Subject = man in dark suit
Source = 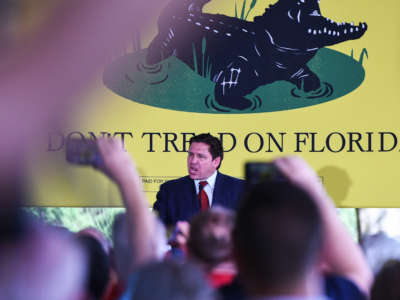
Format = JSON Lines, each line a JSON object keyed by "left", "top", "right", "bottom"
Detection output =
{"left": 153, "top": 133, "right": 244, "bottom": 226}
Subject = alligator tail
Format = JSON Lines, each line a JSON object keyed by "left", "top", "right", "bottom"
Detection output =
{"left": 158, "top": 0, "right": 210, "bottom": 22}
{"left": 146, "top": 0, "right": 211, "bottom": 65}
{"left": 186, "top": 0, "right": 211, "bottom": 14}
{"left": 147, "top": 0, "right": 210, "bottom": 65}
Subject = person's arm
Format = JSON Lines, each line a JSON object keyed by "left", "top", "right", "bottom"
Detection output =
{"left": 274, "top": 156, "right": 373, "bottom": 295}
{"left": 97, "top": 138, "right": 155, "bottom": 268}
{"left": 0, "top": 0, "right": 163, "bottom": 180}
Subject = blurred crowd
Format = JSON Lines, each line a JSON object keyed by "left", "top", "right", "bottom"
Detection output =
{"left": 3, "top": 138, "right": 400, "bottom": 300}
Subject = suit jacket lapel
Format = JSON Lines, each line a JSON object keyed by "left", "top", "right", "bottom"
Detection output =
{"left": 184, "top": 176, "right": 199, "bottom": 211}
{"left": 212, "top": 172, "right": 226, "bottom": 207}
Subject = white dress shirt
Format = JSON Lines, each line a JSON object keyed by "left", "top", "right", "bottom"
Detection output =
{"left": 194, "top": 170, "right": 218, "bottom": 207}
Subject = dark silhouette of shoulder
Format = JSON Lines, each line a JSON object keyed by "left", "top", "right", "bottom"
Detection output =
{"left": 159, "top": 175, "right": 193, "bottom": 189}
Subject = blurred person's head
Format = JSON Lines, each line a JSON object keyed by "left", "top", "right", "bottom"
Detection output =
{"left": 50, "top": 225, "right": 72, "bottom": 235}
{"left": 112, "top": 213, "right": 131, "bottom": 285}
{"left": 371, "top": 259, "right": 400, "bottom": 300}
{"left": 361, "top": 232, "right": 400, "bottom": 275}
{"left": 187, "top": 206, "right": 235, "bottom": 271}
{"left": 78, "top": 227, "right": 111, "bottom": 255}
{"left": 128, "top": 260, "right": 216, "bottom": 300}
{"left": 233, "top": 180, "right": 323, "bottom": 296}
{"left": 112, "top": 213, "right": 167, "bottom": 286}
{"left": 0, "top": 1, "right": 15, "bottom": 35}
{"left": 0, "top": 212, "right": 86, "bottom": 300}
{"left": 76, "top": 235, "right": 110, "bottom": 300}
{"left": 0, "top": 0, "right": 59, "bottom": 44}
{"left": 188, "top": 133, "right": 223, "bottom": 179}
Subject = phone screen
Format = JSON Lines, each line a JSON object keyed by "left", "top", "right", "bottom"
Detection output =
{"left": 245, "top": 162, "right": 286, "bottom": 186}
{"left": 66, "top": 139, "right": 102, "bottom": 166}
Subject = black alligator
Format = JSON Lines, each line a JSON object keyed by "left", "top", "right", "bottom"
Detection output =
{"left": 147, "top": 0, "right": 368, "bottom": 110}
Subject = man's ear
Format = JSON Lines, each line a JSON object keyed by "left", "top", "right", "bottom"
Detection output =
{"left": 213, "top": 156, "right": 221, "bottom": 169}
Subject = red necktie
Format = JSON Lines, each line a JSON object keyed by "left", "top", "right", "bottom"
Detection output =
{"left": 199, "top": 181, "right": 209, "bottom": 211}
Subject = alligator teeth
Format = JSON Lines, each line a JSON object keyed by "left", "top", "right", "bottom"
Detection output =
{"left": 361, "top": 23, "right": 365, "bottom": 29}
{"left": 355, "top": 27, "right": 359, "bottom": 31}
{"left": 205, "top": 26, "right": 210, "bottom": 30}
{"left": 323, "top": 27, "right": 327, "bottom": 33}
{"left": 308, "top": 28, "right": 312, "bottom": 34}
{"left": 351, "top": 22, "right": 354, "bottom": 25}
{"left": 337, "top": 32, "right": 340, "bottom": 37}
{"left": 344, "top": 29, "right": 347, "bottom": 34}
{"left": 310, "top": 10, "right": 320, "bottom": 16}
{"left": 313, "top": 29, "right": 317, "bottom": 35}
{"left": 331, "top": 19, "right": 334, "bottom": 23}
{"left": 333, "top": 31, "right": 336, "bottom": 36}
{"left": 350, "top": 27, "right": 353, "bottom": 33}
{"left": 318, "top": 30, "right": 321, "bottom": 34}
{"left": 328, "top": 30, "right": 331, "bottom": 35}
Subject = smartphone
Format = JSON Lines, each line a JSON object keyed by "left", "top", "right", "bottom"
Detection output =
{"left": 65, "top": 138, "right": 102, "bottom": 167}
{"left": 245, "top": 162, "right": 286, "bottom": 186}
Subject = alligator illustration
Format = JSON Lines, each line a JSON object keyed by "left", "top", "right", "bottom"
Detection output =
{"left": 147, "top": 0, "right": 368, "bottom": 110}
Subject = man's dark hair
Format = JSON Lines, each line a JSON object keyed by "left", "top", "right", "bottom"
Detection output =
{"left": 189, "top": 133, "right": 223, "bottom": 169}
{"left": 371, "top": 259, "right": 400, "bottom": 300}
{"left": 187, "top": 206, "right": 235, "bottom": 269}
{"left": 77, "top": 235, "right": 110, "bottom": 299}
{"left": 233, "top": 180, "right": 323, "bottom": 292}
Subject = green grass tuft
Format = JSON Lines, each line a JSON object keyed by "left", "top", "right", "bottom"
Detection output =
{"left": 240, "top": 0, "right": 247, "bottom": 19}
{"left": 245, "top": 0, "right": 257, "bottom": 20}
{"left": 192, "top": 39, "right": 213, "bottom": 80}
{"left": 235, "top": 2, "right": 238, "bottom": 18}
{"left": 358, "top": 48, "right": 368, "bottom": 65}
{"left": 235, "top": 0, "right": 258, "bottom": 20}
{"left": 192, "top": 43, "right": 199, "bottom": 75}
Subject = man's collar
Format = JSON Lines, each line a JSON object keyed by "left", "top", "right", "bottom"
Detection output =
{"left": 194, "top": 170, "right": 218, "bottom": 189}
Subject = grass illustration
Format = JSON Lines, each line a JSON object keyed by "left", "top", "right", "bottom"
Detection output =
{"left": 235, "top": 0, "right": 258, "bottom": 20}
{"left": 192, "top": 37, "right": 213, "bottom": 79}
{"left": 358, "top": 48, "right": 368, "bottom": 65}
{"left": 351, "top": 48, "right": 368, "bottom": 66}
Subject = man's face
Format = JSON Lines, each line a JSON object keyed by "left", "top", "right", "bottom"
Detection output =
{"left": 187, "top": 142, "right": 220, "bottom": 180}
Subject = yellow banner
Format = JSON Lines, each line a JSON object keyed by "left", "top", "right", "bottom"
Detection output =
{"left": 29, "top": 0, "right": 400, "bottom": 207}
